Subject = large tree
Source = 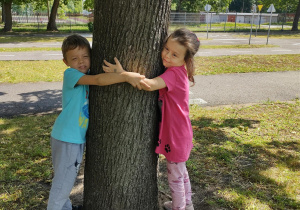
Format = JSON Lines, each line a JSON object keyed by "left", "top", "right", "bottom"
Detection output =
{"left": 84, "top": 0, "right": 171, "bottom": 209}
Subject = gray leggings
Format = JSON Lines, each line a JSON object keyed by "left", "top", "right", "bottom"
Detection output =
{"left": 47, "top": 137, "right": 84, "bottom": 210}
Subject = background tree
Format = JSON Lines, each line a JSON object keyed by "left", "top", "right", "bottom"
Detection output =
{"left": 84, "top": 0, "right": 171, "bottom": 209}
{"left": 1, "top": 0, "right": 30, "bottom": 32}
{"left": 172, "top": 0, "right": 233, "bottom": 12}
{"left": 229, "top": 0, "right": 255, "bottom": 12}
{"left": 46, "top": 0, "right": 59, "bottom": 31}
{"left": 292, "top": 0, "right": 300, "bottom": 30}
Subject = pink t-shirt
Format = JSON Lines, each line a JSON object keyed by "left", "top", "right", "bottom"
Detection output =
{"left": 155, "top": 65, "right": 193, "bottom": 162}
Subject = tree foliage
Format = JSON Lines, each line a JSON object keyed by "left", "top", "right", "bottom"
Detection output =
{"left": 172, "top": 0, "right": 233, "bottom": 12}
{"left": 229, "top": 0, "right": 255, "bottom": 12}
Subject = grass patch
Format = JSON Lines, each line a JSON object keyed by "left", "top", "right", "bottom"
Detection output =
{"left": 0, "top": 60, "right": 65, "bottom": 83}
{"left": 186, "top": 100, "right": 300, "bottom": 209}
{"left": 1, "top": 101, "right": 299, "bottom": 209}
{"left": 0, "top": 114, "right": 57, "bottom": 209}
{"left": 0, "top": 35, "right": 92, "bottom": 43}
{"left": 201, "top": 44, "right": 278, "bottom": 49}
{"left": 0, "top": 47, "right": 61, "bottom": 52}
{"left": 1, "top": 54, "right": 299, "bottom": 83}
{"left": 195, "top": 54, "right": 300, "bottom": 75}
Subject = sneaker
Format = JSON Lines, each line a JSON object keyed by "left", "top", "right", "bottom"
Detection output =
{"left": 72, "top": 205, "right": 83, "bottom": 210}
{"left": 163, "top": 201, "right": 194, "bottom": 210}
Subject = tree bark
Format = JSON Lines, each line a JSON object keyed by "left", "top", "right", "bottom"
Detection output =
{"left": 84, "top": 0, "right": 171, "bottom": 209}
{"left": 47, "top": 0, "right": 59, "bottom": 31}
{"left": 292, "top": 0, "right": 300, "bottom": 31}
{"left": 2, "top": 1, "right": 12, "bottom": 32}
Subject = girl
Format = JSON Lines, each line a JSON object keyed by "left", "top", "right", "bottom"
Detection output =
{"left": 103, "top": 28, "right": 200, "bottom": 210}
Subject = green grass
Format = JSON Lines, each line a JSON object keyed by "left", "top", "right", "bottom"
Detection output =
{"left": 1, "top": 54, "right": 299, "bottom": 83}
{"left": 187, "top": 100, "right": 300, "bottom": 209}
{"left": 0, "top": 114, "right": 56, "bottom": 209}
{"left": 1, "top": 101, "right": 299, "bottom": 209}
{"left": 0, "top": 47, "right": 61, "bottom": 52}
{"left": 196, "top": 54, "right": 300, "bottom": 75}
{"left": 0, "top": 60, "right": 65, "bottom": 83}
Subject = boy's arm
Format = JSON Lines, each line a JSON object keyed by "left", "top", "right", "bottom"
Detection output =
{"left": 77, "top": 72, "right": 145, "bottom": 89}
{"left": 141, "top": 77, "right": 166, "bottom": 91}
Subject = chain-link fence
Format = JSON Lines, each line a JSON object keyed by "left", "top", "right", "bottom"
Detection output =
{"left": 7, "top": 11, "right": 298, "bottom": 32}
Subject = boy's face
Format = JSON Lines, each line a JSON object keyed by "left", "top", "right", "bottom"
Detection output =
{"left": 161, "top": 38, "right": 186, "bottom": 68}
{"left": 63, "top": 46, "right": 91, "bottom": 74}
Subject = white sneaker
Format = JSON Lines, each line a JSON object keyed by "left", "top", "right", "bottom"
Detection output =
{"left": 163, "top": 201, "right": 194, "bottom": 210}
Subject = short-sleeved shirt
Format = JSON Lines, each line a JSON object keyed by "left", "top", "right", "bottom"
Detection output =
{"left": 155, "top": 65, "right": 193, "bottom": 162}
{"left": 51, "top": 68, "right": 89, "bottom": 144}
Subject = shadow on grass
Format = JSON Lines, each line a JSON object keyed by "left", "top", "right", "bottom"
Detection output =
{"left": 189, "top": 117, "right": 300, "bottom": 209}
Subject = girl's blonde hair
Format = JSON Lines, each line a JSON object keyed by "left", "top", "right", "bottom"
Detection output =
{"left": 167, "top": 28, "right": 200, "bottom": 84}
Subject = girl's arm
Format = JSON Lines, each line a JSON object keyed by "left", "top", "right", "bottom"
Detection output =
{"left": 141, "top": 77, "right": 166, "bottom": 91}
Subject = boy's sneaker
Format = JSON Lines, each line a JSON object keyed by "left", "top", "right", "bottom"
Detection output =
{"left": 163, "top": 201, "right": 194, "bottom": 210}
{"left": 72, "top": 205, "right": 83, "bottom": 210}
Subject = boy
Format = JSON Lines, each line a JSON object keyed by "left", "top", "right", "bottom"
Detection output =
{"left": 47, "top": 34, "right": 146, "bottom": 210}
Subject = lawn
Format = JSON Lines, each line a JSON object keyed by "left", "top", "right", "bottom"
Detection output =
{"left": 0, "top": 54, "right": 300, "bottom": 83}
{"left": 1, "top": 101, "right": 299, "bottom": 209}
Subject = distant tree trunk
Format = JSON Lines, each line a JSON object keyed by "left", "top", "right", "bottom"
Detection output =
{"left": 292, "top": 0, "right": 300, "bottom": 31}
{"left": 2, "top": 1, "right": 12, "bottom": 32}
{"left": 84, "top": 0, "right": 171, "bottom": 209}
{"left": 47, "top": 0, "right": 59, "bottom": 31}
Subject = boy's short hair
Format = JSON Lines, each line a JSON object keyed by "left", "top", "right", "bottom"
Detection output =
{"left": 62, "top": 34, "right": 91, "bottom": 60}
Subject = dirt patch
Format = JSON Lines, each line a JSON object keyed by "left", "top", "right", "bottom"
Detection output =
{"left": 69, "top": 158, "right": 215, "bottom": 209}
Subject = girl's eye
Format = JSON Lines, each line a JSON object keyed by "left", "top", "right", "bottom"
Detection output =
{"left": 165, "top": 47, "right": 169, "bottom": 51}
{"left": 173, "top": 54, "right": 177, "bottom": 57}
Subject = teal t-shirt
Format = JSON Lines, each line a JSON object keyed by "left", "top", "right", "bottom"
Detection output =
{"left": 51, "top": 68, "right": 89, "bottom": 144}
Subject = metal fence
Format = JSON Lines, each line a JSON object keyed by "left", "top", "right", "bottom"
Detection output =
{"left": 8, "top": 11, "right": 297, "bottom": 31}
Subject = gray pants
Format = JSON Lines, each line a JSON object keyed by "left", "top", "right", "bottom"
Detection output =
{"left": 47, "top": 137, "right": 84, "bottom": 210}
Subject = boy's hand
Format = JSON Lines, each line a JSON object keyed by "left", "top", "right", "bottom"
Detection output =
{"left": 103, "top": 57, "right": 125, "bottom": 73}
{"left": 123, "top": 72, "right": 150, "bottom": 90}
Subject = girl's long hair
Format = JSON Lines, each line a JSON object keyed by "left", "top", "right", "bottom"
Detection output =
{"left": 167, "top": 28, "right": 200, "bottom": 85}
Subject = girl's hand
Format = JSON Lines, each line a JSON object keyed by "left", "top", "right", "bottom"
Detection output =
{"left": 103, "top": 57, "right": 125, "bottom": 73}
{"left": 123, "top": 72, "right": 150, "bottom": 90}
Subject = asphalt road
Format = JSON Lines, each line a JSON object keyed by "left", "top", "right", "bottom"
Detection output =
{"left": 0, "top": 32, "right": 299, "bottom": 117}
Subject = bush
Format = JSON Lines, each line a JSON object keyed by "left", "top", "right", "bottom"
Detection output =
{"left": 87, "top": 22, "right": 93, "bottom": 32}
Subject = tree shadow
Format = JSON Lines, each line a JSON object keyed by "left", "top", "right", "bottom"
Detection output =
{"left": 186, "top": 117, "right": 300, "bottom": 209}
{"left": 0, "top": 89, "right": 62, "bottom": 118}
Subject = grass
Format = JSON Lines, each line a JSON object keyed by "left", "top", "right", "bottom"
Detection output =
{"left": 1, "top": 54, "right": 299, "bottom": 83}
{"left": 1, "top": 101, "right": 299, "bottom": 209}
{"left": 187, "top": 100, "right": 300, "bottom": 209}
{"left": 0, "top": 61, "right": 65, "bottom": 83}
{"left": 195, "top": 54, "right": 300, "bottom": 75}
{"left": 0, "top": 47, "right": 61, "bottom": 52}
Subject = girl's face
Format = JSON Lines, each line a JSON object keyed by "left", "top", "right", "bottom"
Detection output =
{"left": 161, "top": 38, "right": 186, "bottom": 68}
{"left": 63, "top": 46, "right": 91, "bottom": 74}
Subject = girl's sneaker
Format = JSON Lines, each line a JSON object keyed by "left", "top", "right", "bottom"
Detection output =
{"left": 163, "top": 201, "right": 194, "bottom": 210}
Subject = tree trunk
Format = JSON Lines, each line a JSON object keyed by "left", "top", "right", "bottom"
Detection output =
{"left": 2, "top": 1, "right": 12, "bottom": 32}
{"left": 47, "top": 0, "right": 59, "bottom": 31}
{"left": 292, "top": 0, "right": 300, "bottom": 31}
{"left": 84, "top": 0, "right": 171, "bottom": 209}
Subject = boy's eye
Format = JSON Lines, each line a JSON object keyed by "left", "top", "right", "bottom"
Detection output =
{"left": 173, "top": 54, "right": 177, "bottom": 57}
